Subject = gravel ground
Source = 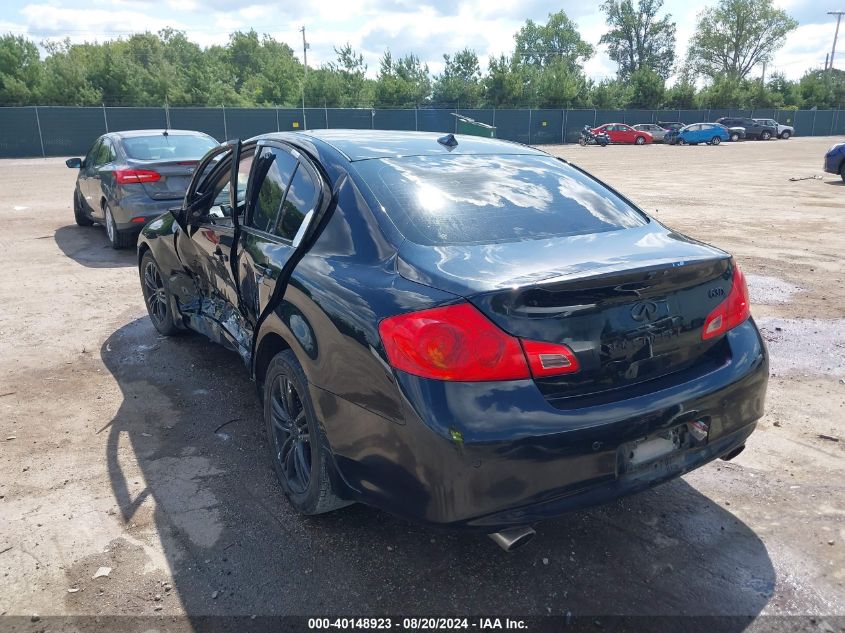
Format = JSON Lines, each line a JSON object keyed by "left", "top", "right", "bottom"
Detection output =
{"left": 0, "top": 136, "right": 843, "bottom": 629}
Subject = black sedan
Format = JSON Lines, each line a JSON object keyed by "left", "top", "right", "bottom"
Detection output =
{"left": 137, "top": 130, "right": 768, "bottom": 550}
{"left": 66, "top": 129, "right": 219, "bottom": 248}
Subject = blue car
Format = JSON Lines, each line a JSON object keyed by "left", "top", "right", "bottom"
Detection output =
{"left": 668, "top": 123, "right": 731, "bottom": 146}
{"left": 823, "top": 142, "right": 845, "bottom": 182}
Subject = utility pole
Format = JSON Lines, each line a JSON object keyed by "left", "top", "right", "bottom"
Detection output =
{"left": 825, "top": 52, "right": 830, "bottom": 70}
{"left": 300, "top": 26, "right": 309, "bottom": 130}
{"left": 829, "top": 11, "right": 845, "bottom": 72}
{"left": 761, "top": 61, "right": 767, "bottom": 84}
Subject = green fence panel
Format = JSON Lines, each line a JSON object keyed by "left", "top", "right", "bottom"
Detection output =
{"left": 416, "top": 109, "right": 455, "bottom": 133}
{"left": 328, "top": 108, "right": 373, "bottom": 129}
{"left": 0, "top": 107, "right": 42, "bottom": 158}
{"left": 530, "top": 109, "right": 564, "bottom": 144}
{"left": 169, "top": 107, "right": 226, "bottom": 140}
{"left": 730, "top": 109, "right": 753, "bottom": 118}
{"left": 224, "top": 108, "right": 277, "bottom": 140}
{"left": 38, "top": 107, "right": 107, "bottom": 156}
{"left": 564, "top": 109, "right": 598, "bottom": 142}
{"left": 490, "top": 109, "right": 530, "bottom": 143}
{"left": 304, "top": 108, "right": 328, "bottom": 130}
{"left": 751, "top": 108, "right": 777, "bottom": 121}
{"left": 594, "top": 110, "right": 621, "bottom": 126}
{"left": 813, "top": 110, "right": 835, "bottom": 136}
{"left": 655, "top": 110, "right": 681, "bottom": 124}
{"left": 623, "top": 110, "right": 655, "bottom": 125}
{"left": 832, "top": 110, "right": 845, "bottom": 135}
{"left": 792, "top": 110, "right": 816, "bottom": 136}
{"left": 373, "top": 109, "right": 416, "bottom": 131}
{"left": 105, "top": 107, "right": 166, "bottom": 132}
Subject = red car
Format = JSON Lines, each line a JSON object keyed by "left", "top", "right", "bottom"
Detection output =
{"left": 592, "top": 123, "right": 653, "bottom": 145}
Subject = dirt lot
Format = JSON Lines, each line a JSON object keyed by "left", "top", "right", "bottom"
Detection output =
{"left": 0, "top": 136, "right": 843, "bottom": 629}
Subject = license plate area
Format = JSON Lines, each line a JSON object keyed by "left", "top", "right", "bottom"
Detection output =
{"left": 620, "top": 419, "right": 709, "bottom": 476}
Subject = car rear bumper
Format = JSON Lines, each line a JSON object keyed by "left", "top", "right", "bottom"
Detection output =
{"left": 316, "top": 319, "right": 768, "bottom": 530}
{"left": 111, "top": 195, "right": 180, "bottom": 231}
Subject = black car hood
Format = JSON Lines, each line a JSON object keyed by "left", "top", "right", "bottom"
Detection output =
{"left": 396, "top": 222, "right": 728, "bottom": 297}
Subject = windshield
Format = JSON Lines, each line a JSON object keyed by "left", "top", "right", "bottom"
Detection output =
{"left": 355, "top": 154, "right": 648, "bottom": 246}
{"left": 122, "top": 134, "right": 218, "bottom": 161}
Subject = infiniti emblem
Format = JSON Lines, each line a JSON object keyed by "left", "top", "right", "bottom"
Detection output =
{"left": 631, "top": 300, "right": 659, "bottom": 322}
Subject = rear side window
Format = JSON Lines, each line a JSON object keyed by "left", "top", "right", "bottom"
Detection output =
{"left": 355, "top": 154, "right": 647, "bottom": 246}
{"left": 276, "top": 165, "right": 318, "bottom": 240}
{"left": 122, "top": 134, "right": 218, "bottom": 161}
{"left": 250, "top": 148, "right": 298, "bottom": 233}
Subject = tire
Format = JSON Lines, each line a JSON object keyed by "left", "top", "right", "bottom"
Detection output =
{"left": 599, "top": 138, "right": 608, "bottom": 147}
{"left": 711, "top": 136, "right": 721, "bottom": 145}
{"left": 635, "top": 136, "right": 646, "bottom": 145}
{"left": 578, "top": 138, "right": 586, "bottom": 146}
{"left": 104, "top": 203, "right": 134, "bottom": 249}
{"left": 730, "top": 133, "right": 740, "bottom": 142}
{"left": 781, "top": 131, "right": 791, "bottom": 140}
{"left": 139, "top": 251, "right": 180, "bottom": 336}
{"left": 760, "top": 131, "right": 772, "bottom": 141}
{"left": 264, "top": 350, "right": 350, "bottom": 515}
{"left": 840, "top": 165, "right": 845, "bottom": 183}
{"left": 73, "top": 189, "right": 94, "bottom": 226}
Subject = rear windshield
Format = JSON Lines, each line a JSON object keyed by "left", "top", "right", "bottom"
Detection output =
{"left": 122, "top": 134, "right": 218, "bottom": 161}
{"left": 354, "top": 154, "right": 647, "bottom": 245}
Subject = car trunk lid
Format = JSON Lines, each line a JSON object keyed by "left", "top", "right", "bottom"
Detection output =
{"left": 397, "top": 224, "right": 733, "bottom": 404}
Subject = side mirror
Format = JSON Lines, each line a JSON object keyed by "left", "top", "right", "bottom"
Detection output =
{"left": 66, "top": 157, "right": 82, "bottom": 169}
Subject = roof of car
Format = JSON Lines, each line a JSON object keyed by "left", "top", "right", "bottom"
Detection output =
{"left": 288, "top": 129, "right": 545, "bottom": 161}
{"left": 111, "top": 129, "right": 213, "bottom": 139}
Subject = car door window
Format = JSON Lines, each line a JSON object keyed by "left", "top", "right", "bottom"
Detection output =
{"left": 249, "top": 147, "right": 298, "bottom": 233}
{"left": 276, "top": 163, "right": 318, "bottom": 241}
{"left": 83, "top": 140, "right": 102, "bottom": 168}
{"left": 206, "top": 150, "right": 256, "bottom": 219}
{"left": 92, "top": 139, "right": 113, "bottom": 167}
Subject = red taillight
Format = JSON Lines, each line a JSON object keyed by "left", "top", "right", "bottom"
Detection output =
{"left": 378, "top": 302, "right": 579, "bottom": 382}
{"left": 115, "top": 169, "right": 161, "bottom": 185}
{"left": 702, "top": 261, "right": 751, "bottom": 340}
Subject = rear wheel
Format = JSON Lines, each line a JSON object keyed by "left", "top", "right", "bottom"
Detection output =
{"left": 140, "top": 251, "right": 180, "bottom": 336}
{"left": 73, "top": 189, "right": 93, "bottom": 226}
{"left": 264, "top": 350, "right": 350, "bottom": 515}
{"left": 635, "top": 136, "right": 646, "bottom": 145}
{"left": 760, "top": 130, "right": 772, "bottom": 140}
{"left": 104, "top": 203, "right": 134, "bottom": 250}
{"left": 711, "top": 136, "right": 721, "bottom": 145}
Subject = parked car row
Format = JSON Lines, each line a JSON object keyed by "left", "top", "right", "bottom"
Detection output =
{"left": 583, "top": 117, "right": 797, "bottom": 147}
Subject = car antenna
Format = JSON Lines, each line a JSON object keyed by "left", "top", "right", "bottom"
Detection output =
{"left": 437, "top": 133, "right": 458, "bottom": 149}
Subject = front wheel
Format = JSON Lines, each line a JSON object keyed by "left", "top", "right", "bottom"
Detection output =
{"left": 104, "top": 204, "right": 134, "bottom": 249}
{"left": 781, "top": 131, "right": 791, "bottom": 140}
{"left": 578, "top": 138, "right": 587, "bottom": 146}
{"left": 760, "top": 131, "right": 772, "bottom": 140}
{"left": 635, "top": 136, "right": 646, "bottom": 145}
{"left": 264, "top": 350, "right": 351, "bottom": 515}
{"left": 730, "top": 133, "right": 740, "bottom": 142}
{"left": 140, "top": 251, "right": 180, "bottom": 336}
{"left": 711, "top": 136, "right": 721, "bottom": 145}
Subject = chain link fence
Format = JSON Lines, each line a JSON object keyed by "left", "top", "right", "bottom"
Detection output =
{"left": 1, "top": 106, "right": 842, "bottom": 158}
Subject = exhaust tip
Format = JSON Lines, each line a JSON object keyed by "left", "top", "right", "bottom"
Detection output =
{"left": 488, "top": 526, "right": 536, "bottom": 552}
{"left": 721, "top": 444, "right": 746, "bottom": 461}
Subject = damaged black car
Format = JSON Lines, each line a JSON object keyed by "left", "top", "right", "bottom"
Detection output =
{"left": 137, "top": 130, "right": 768, "bottom": 550}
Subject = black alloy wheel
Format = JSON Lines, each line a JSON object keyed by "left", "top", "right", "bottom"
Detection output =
{"left": 140, "top": 252, "right": 179, "bottom": 336}
{"left": 269, "top": 374, "right": 312, "bottom": 495}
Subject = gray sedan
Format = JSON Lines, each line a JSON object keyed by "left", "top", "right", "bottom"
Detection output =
{"left": 66, "top": 130, "right": 219, "bottom": 248}
{"left": 633, "top": 123, "right": 668, "bottom": 142}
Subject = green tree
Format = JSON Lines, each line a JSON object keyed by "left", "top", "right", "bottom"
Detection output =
{"left": 663, "top": 79, "right": 697, "bottom": 109}
{"left": 534, "top": 59, "right": 589, "bottom": 108}
{"left": 374, "top": 51, "right": 430, "bottom": 107}
{"left": 589, "top": 79, "right": 631, "bottom": 109}
{"left": 38, "top": 40, "right": 101, "bottom": 105}
{"left": 767, "top": 71, "right": 801, "bottom": 108}
{"left": 0, "top": 34, "right": 43, "bottom": 105}
{"left": 687, "top": 0, "right": 797, "bottom": 80}
{"left": 325, "top": 43, "right": 369, "bottom": 107}
{"left": 514, "top": 11, "right": 594, "bottom": 70}
{"left": 798, "top": 69, "right": 845, "bottom": 109}
{"left": 628, "top": 67, "right": 665, "bottom": 108}
{"left": 432, "top": 49, "right": 482, "bottom": 107}
{"left": 482, "top": 54, "right": 525, "bottom": 107}
{"left": 600, "top": 0, "right": 676, "bottom": 80}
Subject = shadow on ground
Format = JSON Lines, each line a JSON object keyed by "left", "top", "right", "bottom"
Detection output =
{"left": 99, "top": 317, "right": 774, "bottom": 621}
{"left": 54, "top": 224, "right": 135, "bottom": 268}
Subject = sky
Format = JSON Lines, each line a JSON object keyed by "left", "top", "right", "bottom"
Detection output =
{"left": 0, "top": 0, "right": 839, "bottom": 82}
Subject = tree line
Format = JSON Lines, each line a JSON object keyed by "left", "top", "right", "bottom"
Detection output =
{"left": 1, "top": 0, "right": 844, "bottom": 111}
